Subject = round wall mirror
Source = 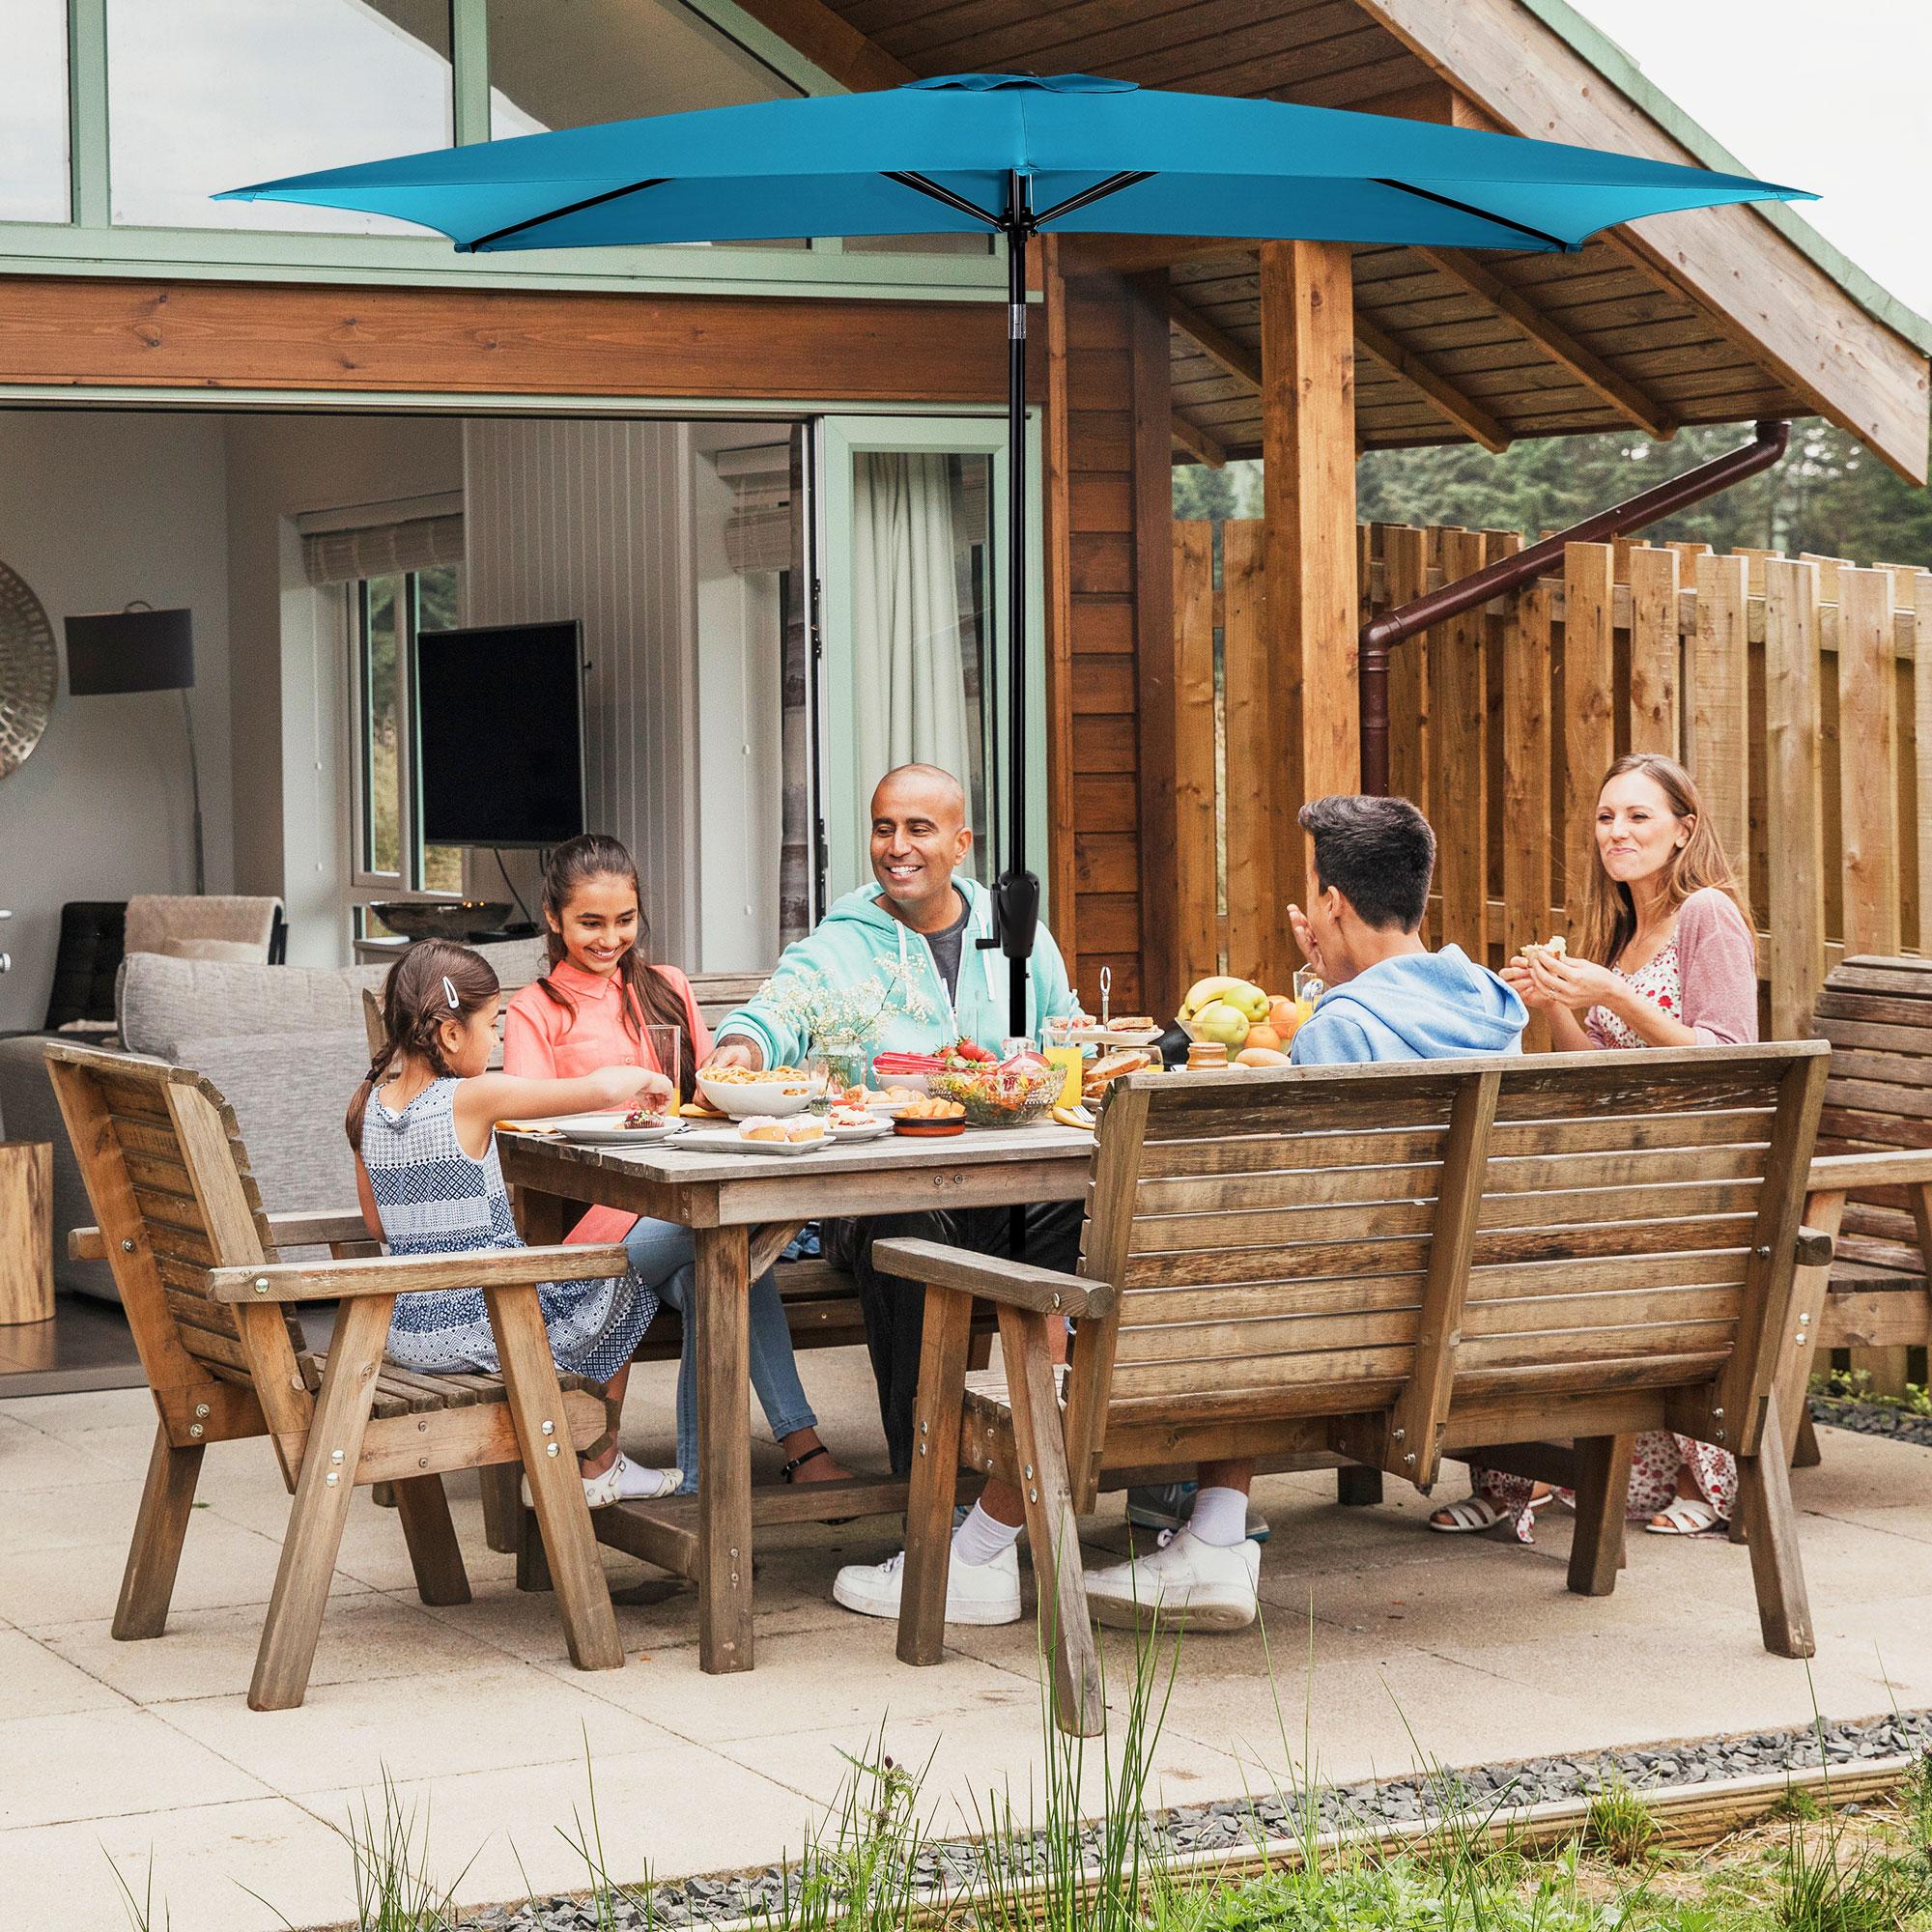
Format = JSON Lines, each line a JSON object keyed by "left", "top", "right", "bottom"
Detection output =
{"left": 0, "top": 559, "right": 57, "bottom": 780}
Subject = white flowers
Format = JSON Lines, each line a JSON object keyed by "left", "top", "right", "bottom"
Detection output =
{"left": 757, "top": 960, "right": 936, "bottom": 1046}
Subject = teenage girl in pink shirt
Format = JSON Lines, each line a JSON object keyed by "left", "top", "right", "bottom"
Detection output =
{"left": 504, "top": 835, "right": 849, "bottom": 1495}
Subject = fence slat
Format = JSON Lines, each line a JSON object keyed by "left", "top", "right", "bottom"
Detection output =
{"left": 1562, "top": 543, "right": 1616, "bottom": 917}
{"left": 1502, "top": 582, "right": 1554, "bottom": 1051}
{"left": 1690, "top": 552, "right": 1750, "bottom": 864}
{"left": 1915, "top": 576, "right": 1932, "bottom": 957}
{"left": 1172, "top": 521, "right": 1219, "bottom": 978}
{"left": 1764, "top": 558, "right": 1825, "bottom": 1038}
{"left": 1383, "top": 525, "right": 1428, "bottom": 814}
{"left": 1221, "top": 519, "right": 1274, "bottom": 981}
{"left": 1839, "top": 566, "right": 1901, "bottom": 954}
{"left": 1627, "top": 545, "right": 1681, "bottom": 756}
{"left": 1433, "top": 527, "right": 1489, "bottom": 957}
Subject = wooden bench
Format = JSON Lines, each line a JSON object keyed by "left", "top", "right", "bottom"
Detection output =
{"left": 1783, "top": 956, "right": 1932, "bottom": 1462}
{"left": 886, "top": 1044, "right": 1832, "bottom": 1734}
{"left": 50, "top": 1041, "right": 629, "bottom": 1710}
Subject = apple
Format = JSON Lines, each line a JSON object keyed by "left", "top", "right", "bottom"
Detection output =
{"left": 1190, "top": 1000, "right": 1250, "bottom": 1047}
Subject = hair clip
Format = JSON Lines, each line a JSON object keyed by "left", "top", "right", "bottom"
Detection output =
{"left": 441, "top": 975, "right": 460, "bottom": 1010}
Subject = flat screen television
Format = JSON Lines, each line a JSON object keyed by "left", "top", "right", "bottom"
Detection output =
{"left": 414, "top": 620, "right": 585, "bottom": 849}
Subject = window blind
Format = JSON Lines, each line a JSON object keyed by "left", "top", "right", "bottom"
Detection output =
{"left": 300, "top": 512, "right": 466, "bottom": 587}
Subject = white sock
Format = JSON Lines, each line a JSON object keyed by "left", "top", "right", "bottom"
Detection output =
{"left": 1188, "top": 1486, "right": 1248, "bottom": 1548}
{"left": 951, "top": 1500, "right": 1022, "bottom": 1567}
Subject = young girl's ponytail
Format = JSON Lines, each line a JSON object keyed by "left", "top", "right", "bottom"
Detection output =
{"left": 345, "top": 940, "right": 501, "bottom": 1151}
{"left": 536, "top": 833, "right": 698, "bottom": 1103}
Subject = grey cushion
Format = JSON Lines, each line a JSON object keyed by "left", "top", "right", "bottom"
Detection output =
{"left": 120, "top": 953, "right": 388, "bottom": 1057}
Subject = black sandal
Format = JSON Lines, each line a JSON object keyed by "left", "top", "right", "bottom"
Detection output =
{"left": 781, "top": 1444, "right": 855, "bottom": 1524}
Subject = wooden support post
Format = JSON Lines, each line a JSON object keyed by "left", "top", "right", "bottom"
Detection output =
{"left": 1562, "top": 545, "right": 1615, "bottom": 922}
{"left": 694, "top": 1224, "right": 753, "bottom": 1674}
{"left": 1764, "top": 558, "right": 1826, "bottom": 1038}
{"left": 113, "top": 1423, "right": 205, "bottom": 1640}
{"left": 1262, "top": 239, "right": 1357, "bottom": 952}
{"left": 1382, "top": 526, "right": 1430, "bottom": 815}
{"left": 1838, "top": 568, "right": 1901, "bottom": 954}
{"left": 1221, "top": 519, "right": 1274, "bottom": 982}
{"left": 1626, "top": 546, "right": 1682, "bottom": 757}
{"left": 1171, "top": 519, "right": 1220, "bottom": 979}
{"left": 1502, "top": 582, "right": 1553, "bottom": 1049}
{"left": 1431, "top": 529, "right": 1489, "bottom": 957}
{"left": 1690, "top": 553, "right": 1750, "bottom": 863}
{"left": 1566, "top": 1434, "right": 1634, "bottom": 1598}
{"left": 896, "top": 1284, "right": 975, "bottom": 1668}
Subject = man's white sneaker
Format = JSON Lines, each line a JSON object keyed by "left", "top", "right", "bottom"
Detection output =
{"left": 1085, "top": 1526, "right": 1260, "bottom": 1631}
{"left": 833, "top": 1545, "right": 1022, "bottom": 1626}
{"left": 526, "top": 1453, "right": 683, "bottom": 1510}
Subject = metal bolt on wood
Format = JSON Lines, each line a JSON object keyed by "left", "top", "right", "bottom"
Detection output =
{"left": 253, "top": 1276, "right": 269, "bottom": 1293}
{"left": 541, "top": 1418, "right": 554, "bottom": 1435}
{"left": 121, "top": 1237, "right": 134, "bottom": 1252}
{"left": 325, "top": 1470, "right": 338, "bottom": 1485}
{"left": 187, "top": 1423, "right": 203, "bottom": 1438}
{"left": 545, "top": 1442, "right": 559, "bottom": 1457}
{"left": 194, "top": 1403, "right": 209, "bottom": 1417}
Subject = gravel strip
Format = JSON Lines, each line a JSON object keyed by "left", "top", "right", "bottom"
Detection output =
{"left": 1812, "top": 1396, "right": 1932, "bottom": 1449}
{"left": 440, "top": 1708, "right": 1932, "bottom": 1930}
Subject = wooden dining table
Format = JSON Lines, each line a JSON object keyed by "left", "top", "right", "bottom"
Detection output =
{"left": 496, "top": 1119, "right": 1097, "bottom": 1675}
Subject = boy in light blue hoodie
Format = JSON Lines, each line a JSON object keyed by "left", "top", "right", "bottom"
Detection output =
{"left": 1087, "top": 794, "right": 1527, "bottom": 1635}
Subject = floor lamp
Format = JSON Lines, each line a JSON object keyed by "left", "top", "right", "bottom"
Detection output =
{"left": 64, "top": 603, "right": 204, "bottom": 895}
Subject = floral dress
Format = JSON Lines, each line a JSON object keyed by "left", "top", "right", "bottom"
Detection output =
{"left": 1474, "top": 936, "right": 1739, "bottom": 1537}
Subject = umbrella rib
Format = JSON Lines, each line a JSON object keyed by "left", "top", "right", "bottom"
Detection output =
{"left": 882, "top": 172, "right": 1005, "bottom": 230}
{"left": 1031, "top": 170, "right": 1152, "bottom": 227}
{"left": 461, "top": 176, "right": 671, "bottom": 252}
{"left": 1371, "top": 179, "right": 1572, "bottom": 252}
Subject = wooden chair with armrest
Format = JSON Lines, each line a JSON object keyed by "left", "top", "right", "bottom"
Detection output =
{"left": 889, "top": 1045, "right": 1833, "bottom": 1737}
{"left": 50, "top": 1040, "right": 627, "bottom": 1710}
{"left": 1774, "top": 958, "right": 1932, "bottom": 1464}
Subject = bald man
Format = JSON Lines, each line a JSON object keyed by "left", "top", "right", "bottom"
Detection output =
{"left": 707, "top": 764, "right": 1083, "bottom": 1625}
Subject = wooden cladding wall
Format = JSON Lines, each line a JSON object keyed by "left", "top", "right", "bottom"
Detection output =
{"left": 1172, "top": 523, "right": 1932, "bottom": 1042}
{"left": 1051, "top": 270, "right": 1175, "bottom": 1018}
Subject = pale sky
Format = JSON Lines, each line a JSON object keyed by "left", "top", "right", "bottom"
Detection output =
{"left": 1577, "top": 0, "right": 1932, "bottom": 322}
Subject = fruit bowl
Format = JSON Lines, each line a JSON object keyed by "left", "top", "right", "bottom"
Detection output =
{"left": 925, "top": 1064, "right": 1064, "bottom": 1128}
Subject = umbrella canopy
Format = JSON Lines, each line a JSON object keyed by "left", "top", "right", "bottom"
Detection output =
{"left": 223, "top": 70, "right": 1804, "bottom": 257}
{"left": 226, "top": 72, "right": 1808, "bottom": 1033}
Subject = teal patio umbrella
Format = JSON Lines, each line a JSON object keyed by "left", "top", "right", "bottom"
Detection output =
{"left": 226, "top": 71, "right": 1809, "bottom": 1034}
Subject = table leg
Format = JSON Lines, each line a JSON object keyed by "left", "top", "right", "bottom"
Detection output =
{"left": 694, "top": 1223, "right": 753, "bottom": 1674}
{"left": 508, "top": 1184, "right": 574, "bottom": 1580}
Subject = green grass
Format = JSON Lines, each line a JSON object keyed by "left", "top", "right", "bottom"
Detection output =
{"left": 1583, "top": 1777, "right": 1662, "bottom": 1866}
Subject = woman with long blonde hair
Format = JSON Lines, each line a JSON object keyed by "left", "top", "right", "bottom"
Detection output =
{"left": 1430, "top": 753, "right": 1759, "bottom": 1538}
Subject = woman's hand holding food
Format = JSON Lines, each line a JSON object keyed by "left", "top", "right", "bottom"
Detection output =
{"left": 592, "top": 1064, "right": 672, "bottom": 1110}
{"left": 701, "top": 1037, "right": 764, "bottom": 1073}
{"left": 1509, "top": 941, "right": 1623, "bottom": 1015}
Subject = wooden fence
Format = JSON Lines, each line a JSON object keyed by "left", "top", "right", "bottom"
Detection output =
{"left": 1172, "top": 520, "right": 1932, "bottom": 1040}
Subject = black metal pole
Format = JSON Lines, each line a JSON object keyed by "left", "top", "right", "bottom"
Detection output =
{"left": 1005, "top": 172, "right": 1031, "bottom": 1041}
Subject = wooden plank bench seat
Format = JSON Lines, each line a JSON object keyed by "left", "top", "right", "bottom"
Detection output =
{"left": 885, "top": 1044, "right": 1833, "bottom": 1735}
{"left": 1785, "top": 956, "right": 1932, "bottom": 1460}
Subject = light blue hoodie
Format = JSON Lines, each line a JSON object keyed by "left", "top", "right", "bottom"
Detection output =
{"left": 1290, "top": 944, "right": 1527, "bottom": 1065}
{"left": 715, "top": 874, "right": 1077, "bottom": 1070}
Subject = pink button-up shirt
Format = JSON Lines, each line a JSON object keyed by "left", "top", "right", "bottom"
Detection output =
{"left": 503, "top": 956, "right": 711, "bottom": 1244}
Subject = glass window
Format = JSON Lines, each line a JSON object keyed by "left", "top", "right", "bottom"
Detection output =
{"left": 489, "top": 0, "right": 798, "bottom": 138}
{"left": 108, "top": 0, "right": 453, "bottom": 232}
{"left": 0, "top": 1, "right": 71, "bottom": 224}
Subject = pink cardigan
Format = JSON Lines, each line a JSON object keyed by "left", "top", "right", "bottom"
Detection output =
{"left": 1588, "top": 886, "right": 1758, "bottom": 1048}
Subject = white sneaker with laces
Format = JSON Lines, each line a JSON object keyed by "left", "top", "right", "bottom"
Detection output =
{"left": 526, "top": 1453, "right": 683, "bottom": 1510}
{"left": 1085, "top": 1525, "right": 1260, "bottom": 1631}
{"left": 832, "top": 1544, "right": 1022, "bottom": 1625}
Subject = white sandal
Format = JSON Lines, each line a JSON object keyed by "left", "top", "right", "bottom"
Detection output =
{"left": 1645, "top": 1495, "right": 1722, "bottom": 1536}
{"left": 525, "top": 1452, "right": 684, "bottom": 1511}
{"left": 1428, "top": 1489, "right": 1551, "bottom": 1534}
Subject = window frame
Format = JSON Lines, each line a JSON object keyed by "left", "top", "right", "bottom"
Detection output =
{"left": 346, "top": 564, "right": 465, "bottom": 937}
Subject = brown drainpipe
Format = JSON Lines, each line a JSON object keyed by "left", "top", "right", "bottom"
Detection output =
{"left": 1357, "top": 417, "right": 1791, "bottom": 796}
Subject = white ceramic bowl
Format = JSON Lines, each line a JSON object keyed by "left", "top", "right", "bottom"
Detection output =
{"left": 696, "top": 1070, "right": 817, "bottom": 1120}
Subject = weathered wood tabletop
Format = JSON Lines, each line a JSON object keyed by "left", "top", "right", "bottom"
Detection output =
{"left": 497, "top": 1121, "right": 1096, "bottom": 1674}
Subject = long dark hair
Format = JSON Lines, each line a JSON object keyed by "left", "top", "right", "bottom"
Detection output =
{"left": 346, "top": 940, "right": 500, "bottom": 1151}
{"left": 1577, "top": 753, "right": 1756, "bottom": 969}
{"left": 536, "top": 834, "right": 696, "bottom": 1103}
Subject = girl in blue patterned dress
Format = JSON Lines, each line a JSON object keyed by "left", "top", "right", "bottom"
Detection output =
{"left": 346, "top": 939, "right": 680, "bottom": 1507}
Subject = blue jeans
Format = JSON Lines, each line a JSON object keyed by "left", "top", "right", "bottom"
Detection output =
{"left": 622, "top": 1216, "right": 817, "bottom": 1495}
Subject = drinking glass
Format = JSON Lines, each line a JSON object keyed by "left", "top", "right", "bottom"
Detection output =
{"left": 641, "top": 1022, "right": 681, "bottom": 1113}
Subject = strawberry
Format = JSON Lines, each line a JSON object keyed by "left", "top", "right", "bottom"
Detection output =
{"left": 951, "top": 1037, "right": 996, "bottom": 1065}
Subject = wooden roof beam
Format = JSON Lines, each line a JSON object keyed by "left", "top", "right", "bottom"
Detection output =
{"left": 1171, "top": 408, "right": 1228, "bottom": 468}
{"left": 1061, "top": 235, "right": 1254, "bottom": 276}
{"left": 1416, "top": 246, "right": 1676, "bottom": 440}
{"left": 1169, "top": 285, "right": 1509, "bottom": 454}
{"left": 722, "top": 0, "right": 914, "bottom": 89}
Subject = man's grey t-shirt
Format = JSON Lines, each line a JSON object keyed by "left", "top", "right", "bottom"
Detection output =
{"left": 923, "top": 889, "right": 974, "bottom": 1002}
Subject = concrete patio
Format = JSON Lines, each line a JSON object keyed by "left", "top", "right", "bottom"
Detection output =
{"left": 4, "top": 1346, "right": 1928, "bottom": 1932}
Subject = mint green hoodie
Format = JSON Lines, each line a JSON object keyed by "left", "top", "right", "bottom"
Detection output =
{"left": 715, "top": 875, "right": 1077, "bottom": 1070}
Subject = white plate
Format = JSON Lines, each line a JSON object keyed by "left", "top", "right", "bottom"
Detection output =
{"left": 506, "top": 1112, "right": 687, "bottom": 1147}
{"left": 866, "top": 1071, "right": 932, "bottom": 1096}
{"left": 678, "top": 1126, "right": 834, "bottom": 1157}
{"left": 1065, "top": 1026, "right": 1165, "bottom": 1047}
{"left": 696, "top": 1071, "right": 818, "bottom": 1119}
{"left": 829, "top": 1115, "right": 892, "bottom": 1142}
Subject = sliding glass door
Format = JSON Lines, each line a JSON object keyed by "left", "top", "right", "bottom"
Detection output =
{"left": 814, "top": 415, "right": 1043, "bottom": 905}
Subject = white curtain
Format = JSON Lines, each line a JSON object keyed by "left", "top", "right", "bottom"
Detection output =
{"left": 850, "top": 453, "right": 972, "bottom": 796}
